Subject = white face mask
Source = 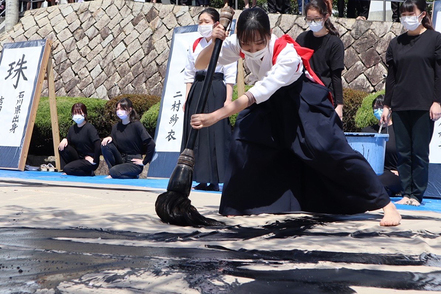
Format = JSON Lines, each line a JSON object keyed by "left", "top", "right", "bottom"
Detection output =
{"left": 400, "top": 13, "right": 423, "bottom": 31}
{"left": 198, "top": 25, "right": 213, "bottom": 39}
{"left": 242, "top": 46, "right": 268, "bottom": 61}
{"left": 72, "top": 114, "right": 85, "bottom": 125}
{"left": 117, "top": 110, "right": 128, "bottom": 120}
{"left": 308, "top": 20, "right": 324, "bottom": 32}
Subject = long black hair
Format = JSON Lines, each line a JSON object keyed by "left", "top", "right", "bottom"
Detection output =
{"left": 237, "top": 7, "right": 271, "bottom": 47}
{"left": 116, "top": 97, "right": 139, "bottom": 121}
{"left": 305, "top": 0, "right": 339, "bottom": 36}
{"left": 199, "top": 7, "right": 220, "bottom": 22}
{"left": 400, "top": 0, "right": 433, "bottom": 30}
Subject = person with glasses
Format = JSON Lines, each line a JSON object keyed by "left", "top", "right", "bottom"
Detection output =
{"left": 296, "top": 0, "right": 344, "bottom": 121}
{"left": 382, "top": 0, "right": 441, "bottom": 206}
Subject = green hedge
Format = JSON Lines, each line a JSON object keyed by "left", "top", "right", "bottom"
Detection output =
{"left": 354, "top": 90, "right": 385, "bottom": 129}
{"left": 141, "top": 102, "right": 161, "bottom": 138}
{"left": 342, "top": 88, "right": 370, "bottom": 132}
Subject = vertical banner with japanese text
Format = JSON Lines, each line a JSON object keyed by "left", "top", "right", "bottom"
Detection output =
{"left": 148, "top": 22, "right": 236, "bottom": 178}
{"left": 426, "top": 4, "right": 441, "bottom": 198}
{"left": 0, "top": 40, "right": 47, "bottom": 170}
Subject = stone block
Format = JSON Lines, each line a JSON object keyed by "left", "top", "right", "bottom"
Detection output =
{"left": 176, "top": 11, "right": 193, "bottom": 27}
{"left": 21, "top": 16, "right": 37, "bottom": 31}
{"left": 95, "top": 13, "right": 111, "bottom": 31}
{"left": 73, "top": 28, "right": 86, "bottom": 41}
{"left": 365, "top": 62, "right": 387, "bottom": 87}
{"left": 155, "top": 48, "right": 170, "bottom": 66}
{"left": 37, "top": 23, "right": 53, "bottom": 39}
{"left": 68, "top": 19, "right": 81, "bottom": 33}
{"left": 85, "top": 25, "right": 100, "bottom": 40}
{"left": 86, "top": 51, "right": 103, "bottom": 70}
{"left": 90, "top": 64, "right": 103, "bottom": 80}
{"left": 100, "top": 27, "right": 112, "bottom": 42}
{"left": 67, "top": 85, "right": 81, "bottom": 98}
{"left": 82, "top": 83, "right": 96, "bottom": 97}
{"left": 351, "top": 30, "right": 376, "bottom": 54}
{"left": 72, "top": 58, "right": 89, "bottom": 75}
{"left": 344, "top": 61, "right": 366, "bottom": 83}
{"left": 117, "top": 62, "right": 131, "bottom": 78}
{"left": 344, "top": 47, "right": 359, "bottom": 69}
{"left": 349, "top": 74, "right": 373, "bottom": 93}
{"left": 61, "top": 66, "right": 75, "bottom": 82}
{"left": 93, "top": 71, "right": 108, "bottom": 89}
{"left": 65, "top": 12, "right": 78, "bottom": 26}
{"left": 54, "top": 50, "right": 68, "bottom": 65}
{"left": 370, "top": 21, "right": 392, "bottom": 38}
{"left": 24, "top": 26, "right": 39, "bottom": 39}
{"left": 106, "top": 4, "right": 120, "bottom": 20}
{"left": 138, "top": 26, "right": 152, "bottom": 44}
{"left": 145, "top": 6, "right": 159, "bottom": 23}
{"left": 96, "top": 84, "right": 108, "bottom": 99}
{"left": 49, "top": 13, "right": 64, "bottom": 28}
{"left": 119, "top": 71, "right": 135, "bottom": 89}
{"left": 280, "top": 14, "right": 296, "bottom": 34}
{"left": 127, "top": 39, "right": 141, "bottom": 56}
{"left": 340, "top": 32, "right": 354, "bottom": 49}
{"left": 360, "top": 47, "right": 381, "bottom": 68}
{"left": 54, "top": 19, "right": 69, "bottom": 34}
{"left": 115, "top": 51, "right": 130, "bottom": 64}
{"left": 60, "top": 4, "right": 75, "bottom": 17}
{"left": 123, "top": 29, "right": 140, "bottom": 47}
{"left": 64, "top": 76, "right": 80, "bottom": 93}
{"left": 67, "top": 47, "right": 82, "bottom": 64}
{"left": 158, "top": 4, "right": 173, "bottom": 19}
{"left": 79, "top": 45, "right": 91, "bottom": 58}
{"left": 104, "top": 71, "right": 121, "bottom": 89}
{"left": 162, "top": 13, "right": 177, "bottom": 30}
{"left": 88, "top": 35, "right": 103, "bottom": 51}
{"left": 350, "top": 19, "right": 371, "bottom": 39}
{"left": 113, "top": 42, "right": 126, "bottom": 59}
{"left": 76, "top": 37, "right": 89, "bottom": 51}
{"left": 268, "top": 13, "right": 281, "bottom": 29}
{"left": 128, "top": 49, "right": 144, "bottom": 67}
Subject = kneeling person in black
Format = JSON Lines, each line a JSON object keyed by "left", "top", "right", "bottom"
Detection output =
{"left": 101, "top": 97, "right": 156, "bottom": 179}
{"left": 58, "top": 103, "right": 101, "bottom": 176}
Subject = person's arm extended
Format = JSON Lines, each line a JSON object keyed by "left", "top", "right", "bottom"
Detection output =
{"left": 191, "top": 92, "right": 253, "bottom": 129}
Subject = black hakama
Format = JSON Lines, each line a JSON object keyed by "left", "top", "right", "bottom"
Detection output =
{"left": 220, "top": 76, "right": 391, "bottom": 215}
{"left": 181, "top": 71, "right": 231, "bottom": 184}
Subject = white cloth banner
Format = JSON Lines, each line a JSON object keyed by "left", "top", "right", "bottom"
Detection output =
{"left": 0, "top": 45, "right": 44, "bottom": 147}
{"left": 154, "top": 27, "right": 200, "bottom": 152}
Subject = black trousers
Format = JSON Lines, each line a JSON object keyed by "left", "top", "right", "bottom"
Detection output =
{"left": 101, "top": 143, "right": 144, "bottom": 179}
{"left": 347, "top": 0, "right": 370, "bottom": 19}
{"left": 59, "top": 145, "right": 98, "bottom": 176}
{"left": 268, "top": 0, "right": 291, "bottom": 14}
{"left": 392, "top": 111, "right": 434, "bottom": 202}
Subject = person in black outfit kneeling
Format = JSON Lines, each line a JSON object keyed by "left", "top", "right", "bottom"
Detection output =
{"left": 58, "top": 103, "right": 101, "bottom": 176}
{"left": 101, "top": 98, "right": 156, "bottom": 179}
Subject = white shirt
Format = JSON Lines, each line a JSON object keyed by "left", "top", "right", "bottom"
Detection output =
{"left": 217, "top": 34, "right": 306, "bottom": 104}
{"left": 184, "top": 37, "right": 237, "bottom": 85}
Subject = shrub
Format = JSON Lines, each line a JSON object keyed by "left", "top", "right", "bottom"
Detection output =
{"left": 342, "top": 88, "right": 369, "bottom": 132}
{"left": 141, "top": 102, "right": 161, "bottom": 138}
{"left": 30, "top": 97, "right": 108, "bottom": 155}
{"left": 354, "top": 90, "right": 385, "bottom": 130}
{"left": 103, "top": 94, "right": 161, "bottom": 128}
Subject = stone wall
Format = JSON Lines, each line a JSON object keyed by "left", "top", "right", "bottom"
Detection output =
{"left": 0, "top": 0, "right": 404, "bottom": 99}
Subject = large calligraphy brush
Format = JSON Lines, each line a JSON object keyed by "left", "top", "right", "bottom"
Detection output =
{"left": 155, "top": 6, "right": 234, "bottom": 226}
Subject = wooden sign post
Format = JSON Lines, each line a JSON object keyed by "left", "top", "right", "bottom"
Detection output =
{"left": 0, "top": 39, "right": 60, "bottom": 171}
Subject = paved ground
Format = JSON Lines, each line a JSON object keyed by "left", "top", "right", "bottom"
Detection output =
{"left": 1, "top": 178, "right": 441, "bottom": 293}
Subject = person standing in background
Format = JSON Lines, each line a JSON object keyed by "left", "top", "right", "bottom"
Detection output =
{"left": 382, "top": 0, "right": 441, "bottom": 206}
{"left": 182, "top": 8, "right": 237, "bottom": 191}
{"left": 296, "top": 0, "right": 345, "bottom": 120}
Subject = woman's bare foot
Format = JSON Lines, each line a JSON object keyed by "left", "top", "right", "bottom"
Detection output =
{"left": 395, "top": 196, "right": 411, "bottom": 205}
{"left": 380, "top": 202, "right": 401, "bottom": 226}
{"left": 105, "top": 175, "right": 112, "bottom": 179}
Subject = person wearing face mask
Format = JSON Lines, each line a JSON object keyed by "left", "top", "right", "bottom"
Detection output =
{"left": 296, "top": 0, "right": 345, "bottom": 121}
{"left": 382, "top": 0, "right": 441, "bottom": 206}
{"left": 101, "top": 97, "right": 156, "bottom": 179}
{"left": 182, "top": 8, "right": 237, "bottom": 191}
{"left": 192, "top": 7, "right": 401, "bottom": 226}
{"left": 362, "top": 96, "right": 400, "bottom": 197}
{"left": 58, "top": 103, "right": 101, "bottom": 176}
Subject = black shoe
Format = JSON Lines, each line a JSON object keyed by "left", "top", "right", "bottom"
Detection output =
{"left": 206, "top": 183, "right": 219, "bottom": 191}
{"left": 193, "top": 183, "right": 208, "bottom": 190}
